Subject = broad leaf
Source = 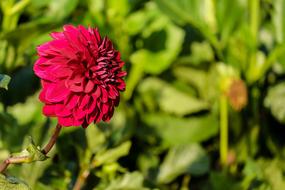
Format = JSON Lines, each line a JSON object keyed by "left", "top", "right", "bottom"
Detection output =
{"left": 130, "top": 18, "right": 184, "bottom": 75}
{"left": 94, "top": 141, "right": 131, "bottom": 167}
{"left": 242, "top": 159, "right": 285, "bottom": 190}
{"left": 0, "top": 174, "right": 31, "bottom": 190}
{"left": 125, "top": 3, "right": 184, "bottom": 100}
{"left": 86, "top": 124, "right": 106, "bottom": 153}
{"left": 142, "top": 113, "right": 219, "bottom": 146}
{"left": 210, "top": 172, "right": 241, "bottom": 190}
{"left": 47, "top": 0, "right": 79, "bottom": 21}
{"left": 0, "top": 74, "right": 11, "bottom": 90}
{"left": 157, "top": 144, "right": 209, "bottom": 183}
{"left": 264, "top": 82, "right": 285, "bottom": 123}
{"left": 105, "top": 172, "right": 148, "bottom": 190}
{"left": 272, "top": 0, "right": 285, "bottom": 44}
{"left": 154, "top": 0, "right": 217, "bottom": 47}
{"left": 138, "top": 77, "right": 209, "bottom": 116}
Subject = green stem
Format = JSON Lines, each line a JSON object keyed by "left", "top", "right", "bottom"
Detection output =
{"left": 8, "top": 0, "right": 30, "bottom": 16}
{"left": 250, "top": 0, "right": 259, "bottom": 46}
{"left": 247, "top": 0, "right": 260, "bottom": 83}
{"left": 1, "top": 0, "right": 30, "bottom": 31}
{"left": 220, "top": 94, "right": 228, "bottom": 166}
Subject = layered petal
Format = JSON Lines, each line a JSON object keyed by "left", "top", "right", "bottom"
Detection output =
{"left": 34, "top": 25, "right": 126, "bottom": 128}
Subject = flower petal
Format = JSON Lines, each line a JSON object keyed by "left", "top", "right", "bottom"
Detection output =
{"left": 43, "top": 104, "right": 55, "bottom": 116}
{"left": 84, "top": 80, "right": 94, "bottom": 93}
{"left": 45, "top": 82, "right": 70, "bottom": 103}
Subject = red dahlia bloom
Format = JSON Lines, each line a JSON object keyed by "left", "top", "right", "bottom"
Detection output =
{"left": 34, "top": 25, "right": 126, "bottom": 128}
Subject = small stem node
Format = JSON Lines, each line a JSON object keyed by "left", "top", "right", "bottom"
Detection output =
{"left": 0, "top": 123, "right": 62, "bottom": 174}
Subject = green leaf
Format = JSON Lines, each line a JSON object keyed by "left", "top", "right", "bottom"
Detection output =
{"left": 130, "top": 20, "right": 184, "bottom": 75}
{"left": 242, "top": 159, "right": 285, "bottom": 190}
{"left": 86, "top": 124, "right": 106, "bottom": 153}
{"left": 157, "top": 144, "right": 209, "bottom": 184}
{"left": 154, "top": 0, "right": 218, "bottom": 48}
{"left": 124, "top": 58, "right": 146, "bottom": 100}
{"left": 124, "top": 11, "right": 149, "bottom": 35}
{"left": 173, "top": 67, "right": 209, "bottom": 98}
{"left": 142, "top": 113, "right": 219, "bottom": 146}
{"left": 272, "top": 0, "right": 285, "bottom": 44}
{"left": 105, "top": 172, "right": 148, "bottom": 190}
{"left": 153, "top": 0, "right": 192, "bottom": 25}
{"left": 257, "top": 159, "right": 285, "bottom": 190}
{"left": 47, "top": 0, "right": 79, "bottom": 21}
{"left": 11, "top": 137, "right": 47, "bottom": 163}
{"left": 7, "top": 92, "right": 43, "bottom": 125}
{"left": 159, "top": 86, "right": 208, "bottom": 116}
{"left": 86, "top": 0, "right": 104, "bottom": 26}
{"left": 0, "top": 174, "right": 31, "bottom": 190}
{"left": 139, "top": 78, "right": 209, "bottom": 116}
{"left": 0, "top": 74, "right": 11, "bottom": 90}
{"left": 107, "top": 0, "right": 129, "bottom": 17}
{"left": 176, "top": 41, "right": 214, "bottom": 66}
{"left": 125, "top": 3, "right": 184, "bottom": 100}
{"left": 129, "top": 2, "right": 184, "bottom": 74}
{"left": 210, "top": 172, "right": 241, "bottom": 190}
{"left": 94, "top": 141, "right": 131, "bottom": 167}
{"left": 0, "top": 20, "right": 59, "bottom": 68}
{"left": 264, "top": 82, "right": 285, "bottom": 123}
{"left": 154, "top": 0, "right": 216, "bottom": 29}
{"left": 189, "top": 41, "right": 214, "bottom": 65}
{"left": 215, "top": 0, "right": 246, "bottom": 46}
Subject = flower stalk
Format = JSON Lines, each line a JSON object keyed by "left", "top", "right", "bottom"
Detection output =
{"left": 42, "top": 123, "right": 62, "bottom": 154}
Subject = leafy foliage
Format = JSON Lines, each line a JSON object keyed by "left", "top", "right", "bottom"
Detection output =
{"left": 0, "top": 0, "right": 285, "bottom": 189}
{"left": 0, "top": 74, "right": 10, "bottom": 90}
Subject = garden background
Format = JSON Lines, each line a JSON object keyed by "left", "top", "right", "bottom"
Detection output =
{"left": 0, "top": 0, "right": 285, "bottom": 189}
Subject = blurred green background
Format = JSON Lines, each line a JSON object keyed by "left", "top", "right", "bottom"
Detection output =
{"left": 1, "top": 0, "right": 285, "bottom": 189}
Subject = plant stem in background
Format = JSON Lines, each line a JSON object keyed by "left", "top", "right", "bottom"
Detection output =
{"left": 73, "top": 150, "right": 93, "bottom": 190}
{"left": 250, "top": 0, "right": 259, "bottom": 46}
{"left": 0, "top": 123, "right": 62, "bottom": 174}
{"left": 220, "top": 94, "right": 228, "bottom": 166}
{"left": 73, "top": 168, "right": 90, "bottom": 190}
{"left": 247, "top": 0, "right": 260, "bottom": 83}
{"left": 1, "top": 0, "right": 31, "bottom": 31}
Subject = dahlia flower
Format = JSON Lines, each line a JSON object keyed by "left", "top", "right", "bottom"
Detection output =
{"left": 34, "top": 25, "right": 126, "bottom": 128}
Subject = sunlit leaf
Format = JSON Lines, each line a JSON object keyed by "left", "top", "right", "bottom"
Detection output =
{"left": 131, "top": 21, "right": 184, "bottom": 74}
{"left": 157, "top": 144, "right": 209, "bottom": 183}
{"left": 105, "top": 172, "right": 148, "bottom": 190}
{"left": 272, "top": 0, "right": 285, "bottom": 44}
{"left": 86, "top": 124, "right": 106, "bottom": 153}
{"left": 47, "top": 0, "right": 78, "bottom": 21}
{"left": 94, "top": 141, "right": 131, "bottom": 167}
{"left": 154, "top": 0, "right": 217, "bottom": 48}
{"left": 0, "top": 174, "right": 31, "bottom": 190}
{"left": 139, "top": 77, "right": 209, "bottom": 116}
{"left": 242, "top": 159, "right": 285, "bottom": 190}
{"left": 0, "top": 74, "right": 11, "bottom": 90}
{"left": 264, "top": 82, "right": 285, "bottom": 124}
{"left": 142, "top": 113, "right": 219, "bottom": 146}
{"left": 173, "top": 67, "right": 208, "bottom": 98}
{"left": 11, "top": 137, "right": 47, "bottom": 163}
{"left": 7, "top": 92, "right": 43, "bottom": 125}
